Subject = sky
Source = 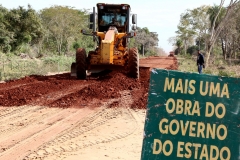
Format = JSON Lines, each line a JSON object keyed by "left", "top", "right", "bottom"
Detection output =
{"left": 1, "top": 0, "right": 223, "bottom": 53}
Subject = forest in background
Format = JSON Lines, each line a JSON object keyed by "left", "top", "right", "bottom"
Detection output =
{"left": 1, "top": 1, "right": 240, "bottom": 61}
{"left": 0, "top": 4, "right": 165, "bottom": 58}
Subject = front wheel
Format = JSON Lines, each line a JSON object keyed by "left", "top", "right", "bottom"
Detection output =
{"left": 128, "top": 47, "right": 139, "bottom": 79}
{"left": 76, "top": 48, "right": 87, "bottom": 79}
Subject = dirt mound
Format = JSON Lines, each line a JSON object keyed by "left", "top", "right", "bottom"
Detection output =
{"left": 48, "top": 69, "right": 148, "bottom": 109}
{"left": 0, "top": 74, "right": 80, "bottom": 106}
{"left": 166, "top": 57, "right": 178, "bottom": 70}
{"left": 0, "top": 70, "right": 147, "bottom": 108}
{"left": 80, "top": 72, "right": 141, "bottom": 99}
{"left": 0, "top": 57, "right": 178, "bottom": 109}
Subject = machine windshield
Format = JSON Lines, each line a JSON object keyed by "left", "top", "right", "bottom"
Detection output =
{"left": 97, "top": 5, "right": 129, "bottom": 32}
{"left": 99, "top": 13, "right": 127, "bottom": 27}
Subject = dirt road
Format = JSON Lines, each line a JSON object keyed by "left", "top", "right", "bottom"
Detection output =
{"left": 0, "top": 56, "right": 178, "bottom": 160}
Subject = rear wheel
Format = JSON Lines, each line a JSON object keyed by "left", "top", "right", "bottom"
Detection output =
{"left": 76, "top": 48, "right": 87, "bottom": 79}
{"left": 128, "top": 47, "right": 139, "bottom": 79}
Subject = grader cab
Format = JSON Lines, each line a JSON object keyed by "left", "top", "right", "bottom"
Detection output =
{"left": 71, "top": 3, "right": 139, "bottom": 79}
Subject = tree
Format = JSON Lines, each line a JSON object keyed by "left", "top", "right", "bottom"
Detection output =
{"left": 0, "top": 5, "right": 14, "bottom": 53}
{"left": 175, "top": 12, "right": 196, "bottom": 54}
{"left": 212, "top": 3, "right": 240, "bottom": 60}
{"left": 156, "top": 47, "right": 167, "bottom": 56}
{"left": 208, "top": 5, "right": 226, "bottom": 30}
{"left": 134, "top": 27, "right": 159, "bottom": 56}
{"left": 175, "top": 39, "right": 183, "bottom": 55}
{"left": 5, "top": 5, "right": 44, "bottom": 52}
{"left": 0, "top": 5, "right": 43, "bottom": 53}
{"left": 40, "top": 6, "right": 89, "bottom": 55}
{"left": 205, "top": 0, "right": 240, "bottom": 67}
{"left": 188, "top": 6, "right": 211, "bottom": 51}
{"left": 175, "top": 6, "right": 211, "bottom": 55}
{"left": 207, "top": 4, "right": 226, "bottom": 58}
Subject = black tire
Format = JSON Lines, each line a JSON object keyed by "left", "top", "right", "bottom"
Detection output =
{"left": 128, "top": 47, "right": 139, "bottom": 79}
{"left": 76, "top": 48, "right": 87, "bottom": 79}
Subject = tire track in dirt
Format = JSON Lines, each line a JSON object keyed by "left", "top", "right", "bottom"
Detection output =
{"left": 0, "top": 56, "right": 178, "bottom": 159}
{"left": 0, "top": 81, "right": 42, "bottom": 91}
{"left": 0, "top": 107, "right": 63, "bottom": 151}
{"left": 0, "top": 107, "right": 100, "bottom": 160}
{"left": 24, "top": 100, "right": 119, "bottom": 159}
{"left": 31, "top": 83, "right": 92, "bottom": 107}
{"left": 0, "top": 73, "right": 94, "bottom": 107}
{"left": 24, "top": 91, "right": 138, "bottom": 160}
{"left": 0, "top": 106, "right": 60, "bottom": 140}
{"left": 0, "top": 76, "right": 39, "bottom": 91}
{"left": 0, "top": 106, "right": 26, "bottom": 117}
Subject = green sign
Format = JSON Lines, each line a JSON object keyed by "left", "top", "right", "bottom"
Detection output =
{"left": 141, "top": 69, "right": 240, "bottom": 160}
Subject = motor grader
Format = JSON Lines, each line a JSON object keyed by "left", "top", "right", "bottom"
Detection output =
{"left": 71, "top": 3, "right": 139, "bottom": 79}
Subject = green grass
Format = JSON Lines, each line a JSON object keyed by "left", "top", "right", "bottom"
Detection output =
{"left": 177, "top": 55, "right": 240, "bottom": 78}
{"left": 0, "top": 54, "right": 74, "bottom": 81}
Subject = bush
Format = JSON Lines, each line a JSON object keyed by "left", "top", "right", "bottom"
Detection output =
{"left": 214, "top": 59, "right": 225, "bottom": 66}
{"left": 3, "top": 45, "right": 11, "bottom": 53}
{"left": 42, "top": 56, "right": 60, "bottom": 64}
{"left": 145, "top": 50, "right": 158, "bottom": 57}
{"left": 187, "top": 45, "right": 199, "bottom": 55}
{"left": 41, "top": 55, "right": 74, "bottom": 72}
{"left": 73, "top": 42, "right": 80, "bottom": 50}
{"left": 181, "top": 53, "right": 192, "bottom": 59}
{"left": 15, "top": 44, "right": 31, "bottom": 55}
{"left": 218, "top": 70, "right": 235, "bottom": 77}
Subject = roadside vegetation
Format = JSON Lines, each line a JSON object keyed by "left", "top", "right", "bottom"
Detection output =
{"left": 1, "top": 1, "right": 240, "bottom": 80}
{"left": 171, "top": 0, "right": 240, "bottom": 78}
{"left": 177, "top": 54, "right": 240, "bottom": 78}
{"left": 0, "top": 4, "right": 165, "bottom": 80}
{"left": 0, "top": 52, "right": 74, "bottom": 80}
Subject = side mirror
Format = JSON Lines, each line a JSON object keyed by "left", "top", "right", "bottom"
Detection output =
{"left": 132, "top": 24, "right": 137, "bottom": 30}
{"left": 132, "top": 14, "right": 137, "bottom": 24}
{"left": 89, "top": 13, "right": 94, "bottom": 23}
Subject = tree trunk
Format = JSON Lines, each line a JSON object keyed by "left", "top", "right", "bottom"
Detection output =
{"left": 233, "top": 36, "right": 236, "bottom": 59}
{"left": 205, "top": 0, "right": 240, "bottom": 67}
{"left": 55, "top": 37, "right": 61, "bottom": 55}
{"left": 141, "top": 44, "right": 145, "bottom": 56}
{"left": 60, "top": 36, "right": 63, "bottom": 55}
{"left": 205, "top": 44, "right": 214, "bottom": 68}
{"left": 184, "top": 39, "right": 187, "bottom": 55}
{"left": 179, "top": 47, "right": 181, "bottom": 55}
{"left": 221, "top": 38, "right": 226, "bottom": 59}
{"left": 225, "top": 40, "right": 229, "bottom": 60}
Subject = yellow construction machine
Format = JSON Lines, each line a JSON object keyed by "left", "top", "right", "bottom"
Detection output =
{"left": 71, "top": 3, "right": 139, "bottom": 79}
